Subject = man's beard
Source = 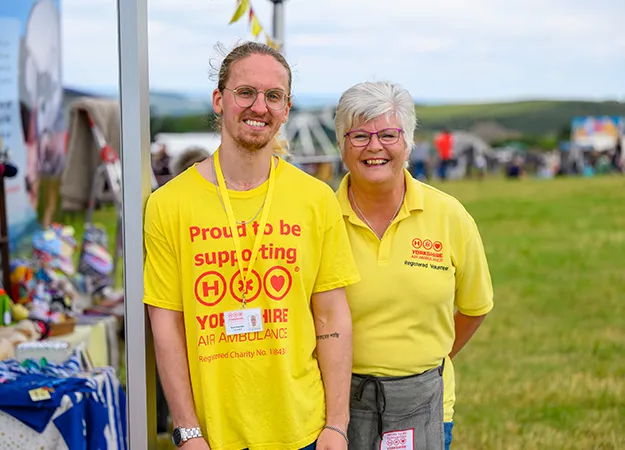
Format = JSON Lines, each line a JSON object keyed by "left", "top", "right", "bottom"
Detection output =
{"left": 235, "top": 123, "right": 276, "bottom": 152}
{"left": 235, "top": 134, "right": 273, "bottom": 152}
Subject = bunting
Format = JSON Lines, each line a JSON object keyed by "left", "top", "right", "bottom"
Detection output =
{"left": 229, "top": 0, "right": 249, "bottom": 24}
{"left": 265, "top": 32, "right": 280, "bottom": 51}
{"left": 250, "top": 8, "right": 262, "bottom": 37}
{"left": 228, "top": 0, "right": 281, "bottom": 50}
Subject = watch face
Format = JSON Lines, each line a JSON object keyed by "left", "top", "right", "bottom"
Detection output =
{"left": 172, "top": 428, "right": 182, "bottom": 446}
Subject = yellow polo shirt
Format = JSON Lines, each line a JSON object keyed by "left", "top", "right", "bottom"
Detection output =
{"left": 337, "top": 171, "right": 493, "bottom": 421}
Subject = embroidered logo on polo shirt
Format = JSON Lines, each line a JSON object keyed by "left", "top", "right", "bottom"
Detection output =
{"left": 410, "top": 237, "right": 444, "bottom": 263}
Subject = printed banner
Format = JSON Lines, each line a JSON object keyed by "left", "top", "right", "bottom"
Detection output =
{"left": 571, "top": 116, "right": 623, "bottom": 151}
{"left": 0, "top": 0, "right": 64, "bottom": 250}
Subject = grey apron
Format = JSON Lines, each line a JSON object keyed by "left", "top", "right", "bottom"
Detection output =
{"left": 347, "top": 362, "right": 444, "bottom": 450}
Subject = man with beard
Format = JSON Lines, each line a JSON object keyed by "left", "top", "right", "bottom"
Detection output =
{"left": 143, "top": 42, "right": 360, "bottom": 450}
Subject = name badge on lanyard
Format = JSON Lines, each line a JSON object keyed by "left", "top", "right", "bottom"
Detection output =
{"left": 213, "top": 149, "right": 276, "bottom": 336}
{"left": 223, "top": 308, "right": 264, "bottom": 336}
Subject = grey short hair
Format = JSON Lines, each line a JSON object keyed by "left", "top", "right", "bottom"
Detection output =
{"left": 334, "top": 81, "right": 417, "bottom": 151}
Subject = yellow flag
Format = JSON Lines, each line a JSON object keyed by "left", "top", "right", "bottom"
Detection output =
{"left": 265, "top": 33, "right": 279, "bottom": 50}
{"left": 229, "top": 0, "right": 249, "bottom": 24}
{"left": 251, "top": 13, "right": 263, "bottom": 37}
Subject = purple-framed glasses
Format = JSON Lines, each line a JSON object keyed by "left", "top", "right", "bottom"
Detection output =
{"left": 344, "top": 128, "right": 403, "bottom": 147}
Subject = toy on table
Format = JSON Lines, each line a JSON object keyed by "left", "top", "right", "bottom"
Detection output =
{"left": 0, "top": 288, "right": 12, "bottom": 326}
{"left": 78, "top": 224, "right": 123, "bottom": 306}
{"left": 9, "top": 260, "right": 35, "bottom": 305}
{"left": 32, "top": 226, "right": 76, "bottom": 277}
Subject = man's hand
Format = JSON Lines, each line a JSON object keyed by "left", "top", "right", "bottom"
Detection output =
{"left": 180, "top": 438, "right": 210, "bottom": 449}
{"left": 316, "top": 427, "right": 348, "bottom": 450}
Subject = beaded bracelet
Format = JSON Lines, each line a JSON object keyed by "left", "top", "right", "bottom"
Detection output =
{"left": 323, "top": 425, "right": 349, "bottom": 445}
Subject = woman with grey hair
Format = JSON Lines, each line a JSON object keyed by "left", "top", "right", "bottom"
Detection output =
{"left": 334, "top": 81, "right": 494, "bottom": 449}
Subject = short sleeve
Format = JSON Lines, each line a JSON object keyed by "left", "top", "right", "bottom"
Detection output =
{"left": 454, "top": 211, "right": 494, "bottom": 316}
{"left": 143, "top": 195, "right": 183, "bottom": 311}
{"left": 313, "top": 193, "right": 361, "bottom": 293}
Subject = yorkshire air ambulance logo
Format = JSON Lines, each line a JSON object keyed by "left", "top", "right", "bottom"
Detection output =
{"left": 411, "top": 237, "right": 444, "bottom": 263}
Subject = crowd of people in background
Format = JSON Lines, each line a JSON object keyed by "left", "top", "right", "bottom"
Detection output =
{"left": 407, "top": 131, "right": 624, "bottom": 183}
{"left": 151, "top": 130, "right": 625, "bottom": 190}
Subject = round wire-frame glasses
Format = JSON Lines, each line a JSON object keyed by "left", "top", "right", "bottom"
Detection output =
{"left": 224, "top": 85, "right": 290, "bottom": 110}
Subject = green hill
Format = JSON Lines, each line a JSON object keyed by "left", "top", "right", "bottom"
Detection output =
{"left": 415, "top": 100, "right": 625, "bottom": 136}
{"left": 148, "top": 98, "right": 625, "bottom": 142}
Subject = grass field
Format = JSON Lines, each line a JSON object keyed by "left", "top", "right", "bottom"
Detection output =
{"left": 76, "top": 174, "right": 625, "bottom": 449}
{"left": 432, "top": 175, "right": 625, "bottom": 449}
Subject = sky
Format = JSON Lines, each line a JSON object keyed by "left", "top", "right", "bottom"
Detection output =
{"left": 61, "top": 0, "right": 625, "bottom": 104}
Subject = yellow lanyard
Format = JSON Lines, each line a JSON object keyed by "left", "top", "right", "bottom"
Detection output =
{"left": 214, "top": 149, "right": 276, "bottom": 308}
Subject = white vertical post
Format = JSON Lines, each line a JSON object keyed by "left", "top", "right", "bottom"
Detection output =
{"left": 271, "top": 0, "right": 285, "bottom": 54}
{"left": 116, "top": 0, "right": 157, "bottom": 448}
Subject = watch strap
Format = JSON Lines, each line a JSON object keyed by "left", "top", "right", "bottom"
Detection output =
{"left": 181, "top": 427, "right": 203, "bottom": 441}
{"left": 174, "top": 427, "right": 203, "bottom": 447}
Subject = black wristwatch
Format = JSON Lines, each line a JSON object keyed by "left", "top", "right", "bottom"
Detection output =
{"left": 172, "top": 426, "right": 203, "bottom": 447}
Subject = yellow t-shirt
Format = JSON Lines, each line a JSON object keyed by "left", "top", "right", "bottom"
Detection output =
{"left": 144, "top": 158, "right": 360, "bottom": 450}
{"left": 337, "top": 171, "right": 493, "bottom": 422}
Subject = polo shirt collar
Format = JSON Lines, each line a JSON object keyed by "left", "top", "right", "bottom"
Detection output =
{"left": 337, "top": 169, "right": 425, "bottom": 220}
{"left": 403, "top": 169, "right": 425, "bottom": 212}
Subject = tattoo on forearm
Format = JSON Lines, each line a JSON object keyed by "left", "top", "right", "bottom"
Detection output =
{"left": 316, "top": 332, "right": 340, "bottom": 340}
